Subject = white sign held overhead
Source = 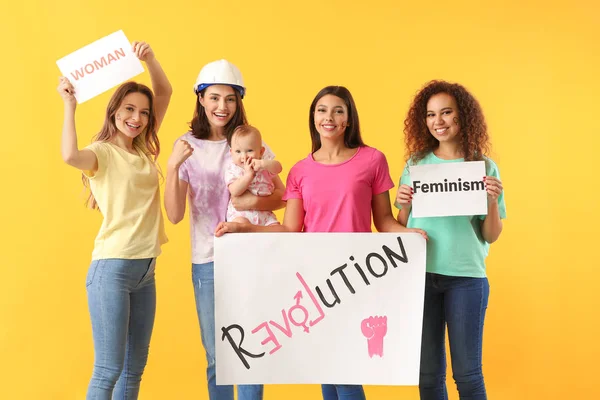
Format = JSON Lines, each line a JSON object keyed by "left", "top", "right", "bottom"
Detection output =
{"left": 56, "top": 30, "right": 144, "bottom": 103}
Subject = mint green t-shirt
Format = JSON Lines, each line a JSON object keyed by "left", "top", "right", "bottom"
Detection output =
{"left": 395, "top": 152, "right": 507, "bottom": 278}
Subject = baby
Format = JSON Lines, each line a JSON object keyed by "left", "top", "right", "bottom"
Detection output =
{"left": 225, "top": 125, "right": 282, "bottom": 226}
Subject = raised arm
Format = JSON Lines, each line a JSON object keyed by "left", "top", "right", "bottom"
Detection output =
{"left": 132, "top": 41, "right": 172, "bottom": 130}
{"left": 253, "top": 159, "right": 283, "bottom": 175}
{"left": 164, "top": 140, "right": 193, "bottom": 224}
{"left": 57, "top": 77, "right": 98, "bottom": 172}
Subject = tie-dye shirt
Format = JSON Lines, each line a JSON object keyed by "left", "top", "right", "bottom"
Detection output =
{"left": 177, "top": 131, "right": 274, "bottom": 264}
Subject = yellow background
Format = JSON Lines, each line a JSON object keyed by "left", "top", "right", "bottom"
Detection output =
{"left": 1, "top": 0, "right": 597, "bottom": 399}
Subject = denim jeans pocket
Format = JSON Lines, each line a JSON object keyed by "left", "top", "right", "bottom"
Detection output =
{"left": 86, "top": 260, "right": 102, "bottom": 287}
{"left": 138, "top": 258, "right": 156, "bottom": 285}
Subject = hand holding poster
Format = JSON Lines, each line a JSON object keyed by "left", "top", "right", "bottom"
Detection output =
{"left": 214, "top": 233, "right": 426, "bottom": 385}
{"left": 56, "top": 30, "right": 144, "bottom": 103}
{"left": 410, "top": 161, "right": 487, "bottom": 218}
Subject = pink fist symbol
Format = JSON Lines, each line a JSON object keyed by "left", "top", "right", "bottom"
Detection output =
{"left": 361, "top": 315, "right": 387, "bottom": 358}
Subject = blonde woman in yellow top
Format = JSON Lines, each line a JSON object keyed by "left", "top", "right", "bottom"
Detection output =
{"left": 57, "top": 41, "right": 171, "bottom": 400}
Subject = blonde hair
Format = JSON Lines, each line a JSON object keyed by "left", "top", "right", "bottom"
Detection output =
{"left": 83, "top": 81, "right": 160, "bottom": 209}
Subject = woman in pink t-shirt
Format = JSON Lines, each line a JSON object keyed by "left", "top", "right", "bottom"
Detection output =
{"left": 216, "top": 85, "right": 427, "bottom": 400}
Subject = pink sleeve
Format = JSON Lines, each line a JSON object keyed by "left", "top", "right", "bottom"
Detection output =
{"left": 283, "top": 165, "right": 302, "bottom": 201}
{"left": 262, "top": 141, "right": 275, "bottom": 161}
{"left": 224, "top": 162, "right": 239, "bottom": 186}
{"left": 371, "top": 149, "right": 395, "bottom": 195}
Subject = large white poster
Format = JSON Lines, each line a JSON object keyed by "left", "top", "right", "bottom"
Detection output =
{"left": 214, "top": 233, "right": 426, "bottom": 385}
{"left": 410, "top": 161, "right": 487, "bottom": 218}
{"left": 56, "top": 30, "right": 144, "bottom": 103}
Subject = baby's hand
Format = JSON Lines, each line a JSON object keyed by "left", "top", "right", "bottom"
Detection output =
{"left": 251, "top": 159, "right": 264, "bottom": 171}
{"left": 243, "top": 157, "right": 255, "bottom": 175}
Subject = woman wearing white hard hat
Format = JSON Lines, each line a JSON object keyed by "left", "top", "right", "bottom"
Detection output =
{"left": 164, "top": 59, "right": 284, "bottom": 400}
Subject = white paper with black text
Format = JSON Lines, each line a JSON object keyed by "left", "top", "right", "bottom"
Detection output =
{"left": 409, "top": 161, "right": 487, "bottom": 218}
{"left": 214, "top": 233, "right": 426, "bottom": 385}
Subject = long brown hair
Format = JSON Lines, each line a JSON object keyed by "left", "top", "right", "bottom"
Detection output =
{"left": 83, "top": 81, "right": 160, "bottom": 209}
{"left": 308, "top": 86, "right": 364, "bottom": 153}
{"left": 189, "top": 87, "right": 247, "bottom": 142}
{"left": 404, "top": 80, "right": 489, "bottom": 164}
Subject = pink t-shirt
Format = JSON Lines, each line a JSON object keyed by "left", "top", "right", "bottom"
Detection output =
{"left": 177, "top": 132, "right": 274, "bottom": 264}
{"left": 283, "top": 146, "right": 394, "bottom": 233}
{"left": 224, "top": 163, "right": 275, "bottom": 197}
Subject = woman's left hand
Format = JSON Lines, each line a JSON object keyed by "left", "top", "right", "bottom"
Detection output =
{"left": 484, "top": 176, "right": 503, "bottom": 202}
{"left": 132, "top": 41, "right": 155, "bottom": 62}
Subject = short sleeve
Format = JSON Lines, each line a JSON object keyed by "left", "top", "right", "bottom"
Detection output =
{"left": 371, "top": 149, "right": 395, "bottom": 195}
{"left": 479, "top": 158, "right": 507, "bottom": 220}
{"left": 283, "top": 164, "right": 302, "bottom": 201}
{"left": 83, "top": 141, "right": 110, "bottom": 179}
{"left": 224, "top": 162, "right": 241, "bottom": 186}
{"left": 394, "top": 162, "right": 412, "bottom": 210}
{"left": 262, "top": 141, "right": 275, "bottom": 161}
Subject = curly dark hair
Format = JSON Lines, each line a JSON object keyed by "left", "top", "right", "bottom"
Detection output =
{"left": 404, "top": 80, "right": 489, "bottom": 164}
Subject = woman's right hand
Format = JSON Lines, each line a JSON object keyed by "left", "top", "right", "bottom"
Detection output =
{"left": 168, "top": 140, "right": 194, "bottom": 169}
{"left": 215, "top": 221, "right": 251, "bottom": 237}
{"left": 395, "top": 184, "right": 413, "bottom": 208}
{"left": 407, "top": 228, "right": 428, "bottom": 240}
{"left": 57, "top": 77, "right": 76, "bottom": 108}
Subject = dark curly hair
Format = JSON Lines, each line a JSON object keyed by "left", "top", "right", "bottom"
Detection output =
{"left": 404, "top": 80, "right": 489, "bottom": 164}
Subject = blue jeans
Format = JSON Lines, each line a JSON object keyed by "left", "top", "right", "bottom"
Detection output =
{"left": 419, "top": 273, "right": 489, "bottom": 400}
{"left": 192, "top": 262, "right": 263, "bottom": 400}
{"left": 321, "top": 384, "right": 366, "bottom": 400}
{"left": 86, "top": 258, "right": 156, "bottom": 400}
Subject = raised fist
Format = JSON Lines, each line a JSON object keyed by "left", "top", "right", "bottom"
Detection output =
{"left": 361, "top": 315, "right": 387, "bottom": 358}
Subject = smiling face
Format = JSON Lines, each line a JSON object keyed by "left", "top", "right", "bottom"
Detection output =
{"left": 199, "top": 84, "right": 238, "bottom": 128}
{"left": 114, "top": 92, "right": 150, "bottom": 139}
{"left": 230, "top": 129, "right": 264, "bottom": 166}
{"left": 425, "top": 92, "right": 461, "bottom": 144}
{"left": 313, "top": 94, "right": 349, "bottom": 142}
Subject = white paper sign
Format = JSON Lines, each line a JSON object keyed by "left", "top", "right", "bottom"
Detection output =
{"left": 56, "top": 30, "right": 144, "bottom": 103}
{"left": 409, "top": 161, "right": 487, "bottom": 218}
{"left": 214, "top": 233, "right": 426, "bottom": 385}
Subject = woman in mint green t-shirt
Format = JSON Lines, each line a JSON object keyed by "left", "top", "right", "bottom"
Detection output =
{"left": 395, "top": 80, "right": 506, "bottom": 400}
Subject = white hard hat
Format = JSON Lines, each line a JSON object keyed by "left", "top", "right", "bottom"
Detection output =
{"left": 193, "top": 59, "right": 246, "bottom": 98}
